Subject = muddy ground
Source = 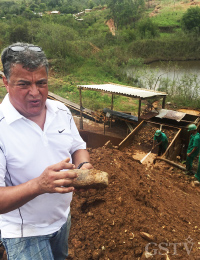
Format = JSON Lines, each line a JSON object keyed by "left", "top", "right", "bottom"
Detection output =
{"left": 1, "top": 115, "right": 200, "bottom": 260}
{"left": 67, "top": 117, "right": 200, "bottom": 260}
{"left": 69, "top": 146, "right": 200, "bottom": 260}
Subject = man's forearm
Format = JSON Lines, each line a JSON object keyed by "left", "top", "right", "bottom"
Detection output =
{"left": 72, "top": 149, "right": 92, "bottom": 169}
{"left": 0, "top": 179, "right": 40, "bottom": 214}
{"left": 188, "top": 147, "right": 197, "bottom": 156}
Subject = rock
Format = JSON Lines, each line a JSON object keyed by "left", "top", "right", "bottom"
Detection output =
{"left": 87, "top": 211, "right": 94, "bottom": 217}
{"left": 140, "top": 232, "right": 154, "bottom": 242}
{"left": 141, "top": 251, "right": 153, "bottom": 259}
{"left": 109, "top": 208, "right": 115, "bottom": 215}
{"left": 92, "top": 249, "right": 102, "bottom": 260}
{"left": 67, "top": 168, "right": 109, "bottom": 189}
{"left": 193, "top": 180, "right": 200, "bottom": 186}
{"left": 71, "top": 239, "right": 82, "bottom": 249}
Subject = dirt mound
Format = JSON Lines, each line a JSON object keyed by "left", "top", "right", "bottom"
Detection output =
{"left": 1, "top": 146, "right": 200, "bottom": 260}
{"left": 68, "top": 147, "right": 200, "bottom": 260}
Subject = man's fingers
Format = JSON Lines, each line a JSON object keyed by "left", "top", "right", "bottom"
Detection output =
{"left": 55, "top": 186, "right": 75, "bottom": 193}
{"left": 54, "top": 174, "right": 77, "bottom": 187}
{"left": 48, "top": 158, "right": 75, "bottom": 172}
{"left": 53, "top": 170, "right": 78, "bottom": 181}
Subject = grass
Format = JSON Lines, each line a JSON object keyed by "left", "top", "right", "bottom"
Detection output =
{"left": 150, "top": 0, "right": 195, "bottom": 28}
{"left": 151, "top": 8, "right": 185, "bottom": 27}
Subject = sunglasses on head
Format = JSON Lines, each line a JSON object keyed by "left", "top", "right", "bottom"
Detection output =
{"left": 9, "top": 45, "right": 42, "bottom": 52}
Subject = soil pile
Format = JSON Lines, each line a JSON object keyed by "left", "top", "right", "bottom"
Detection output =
{"left": 68, "top": 147, "right": 200, "bottom": 260}
{"left": 1, "top": 136, "right": 200, "bottom": 259}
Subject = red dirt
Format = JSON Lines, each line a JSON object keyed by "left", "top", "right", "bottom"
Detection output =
{"left": 1, "top": 118, "right": 200, "bottom": 260}
{"left": 68, "top": 146, "right": 200, "bottom": 260}
{"left": 67, "top": 119, "right": 200, "bottom": 260}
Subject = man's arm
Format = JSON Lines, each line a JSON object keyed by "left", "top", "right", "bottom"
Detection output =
{"left": 72, "top": 149, "right": 93, "bottom": 169}
{"left": 187, "top": 146, "right": 198, "bottom": 157}
{"left": 0, "top": 158, "right": 77, "bottom": 214}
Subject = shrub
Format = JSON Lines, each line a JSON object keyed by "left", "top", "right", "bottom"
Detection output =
{"left": 136, "top": 18, "right": 160, "bottom": 39}
{"left": 181, "top": 7, "right": 200, "bottom": 36}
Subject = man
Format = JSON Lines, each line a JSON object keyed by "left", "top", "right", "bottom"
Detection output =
{"left": 152, "top": 129, "right": 168, "bottom": 156}
{"left": 0, "top": 42, "right": 93, "bottom": 260}
{"left": 186, "top": 124, "right": 200, "bottom": 175}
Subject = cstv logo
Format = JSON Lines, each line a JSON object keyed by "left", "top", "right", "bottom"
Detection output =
{"left": 145, "top": 236, "right": 194, "bottom": 256}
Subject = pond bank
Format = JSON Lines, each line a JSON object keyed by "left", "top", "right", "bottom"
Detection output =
{"left": 144, "top": 57, "right": 200, "bottom": 64}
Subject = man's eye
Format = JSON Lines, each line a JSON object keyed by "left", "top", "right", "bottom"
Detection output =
{"left": 19, "top": 83, "right": 28, "bottom": 87}
{"left": 37, "top": 82, "right": 47, "bottom": 87}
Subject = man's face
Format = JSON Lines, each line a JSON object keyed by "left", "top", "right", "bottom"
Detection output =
{"left": 3, "top": 64, "right": 48, "bottom": 119}
{"left": 190, "top": 130, "right": 196, "bottom": 135}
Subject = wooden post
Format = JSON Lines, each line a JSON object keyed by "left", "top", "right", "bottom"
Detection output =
{"left": 162, "top": 96, "right": 166, "bottom": 109}
{"left": 111, "top": 94, "right": 114, "bottom": 111}
{"left": 79, "top": 88, "right": 83, "bottom": 130}
{"left": 110, "top": 94, "right": 114, "bottom": 128}
{"left": 138, "top": 98, "right": 141, "bottom": 121}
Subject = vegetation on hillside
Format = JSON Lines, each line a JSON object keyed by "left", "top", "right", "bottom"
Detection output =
{"left": 0, "top": 0, "right": 200, "bottom": 111}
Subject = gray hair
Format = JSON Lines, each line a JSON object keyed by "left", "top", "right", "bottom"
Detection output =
{"left": 1, "top": 42, "right": 49, "bottom": 79}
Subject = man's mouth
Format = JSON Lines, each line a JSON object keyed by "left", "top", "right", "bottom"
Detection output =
{"left": 29, "top": 100, "right": 40, "bottom": 106}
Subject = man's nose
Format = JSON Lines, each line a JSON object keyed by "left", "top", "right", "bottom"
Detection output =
{"left": 29, "top": 84, "right": 39, "bottom": 95}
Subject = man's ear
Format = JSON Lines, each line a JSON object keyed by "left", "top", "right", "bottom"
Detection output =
{"left": 2, "top": 76, "right": 9, "bottom": 92}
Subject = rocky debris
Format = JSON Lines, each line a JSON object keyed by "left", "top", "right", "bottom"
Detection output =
{"left": 67, "top": 147, "right": 200, "bottom": 260}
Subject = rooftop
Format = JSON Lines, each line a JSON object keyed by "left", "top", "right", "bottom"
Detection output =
{"left": 77, "top": 83, "right": 167, "bottom": 99}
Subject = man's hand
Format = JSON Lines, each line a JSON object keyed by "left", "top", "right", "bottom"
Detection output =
{"left": 36, "top": 158, "right": 78, "bottom": 194}
{"left": 80, "top": 162, "right": 93, "bottom": 170}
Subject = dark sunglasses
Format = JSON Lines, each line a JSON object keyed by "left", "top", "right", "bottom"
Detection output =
{"left": 9, "top": 45, "right": 42, "bottom": 52}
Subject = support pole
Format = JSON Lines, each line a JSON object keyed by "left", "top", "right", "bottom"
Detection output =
{"left": 138, "top": 98, "right": 141, "bottom": 121}
{"left": 162, "top": 96, "right": 166, "bottom": 109}
{"left": 110, "top": 94, "right": 114, "bottom": 128}
{"left": 79, "top": 88, "right": 83, "bottom": 130}
{"left": 111, "top": 94, "right": 114, "bottom": 111}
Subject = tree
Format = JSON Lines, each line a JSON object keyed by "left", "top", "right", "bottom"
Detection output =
{"left": 107, "top": 0, "right": 145, "bottom": 29}
{"left": 181, "top": 7, "right": 200, "bottom": 36}
{"left": 39, "top": 3, "right": 47, "bottom": 12}
{"left": 88, "top": 0, "right": 95, "bottom": 9}
{"left": 137, "top": 18, "right": 159, "bottom": 39}
{"left": 9, "top": 23, "right": 31, "bottom": 42}
{"left": 22, "top": 8, "right": 35, "bottom": 19}
{"left": 30, "top": 3, "right": 39, "bottom": 11}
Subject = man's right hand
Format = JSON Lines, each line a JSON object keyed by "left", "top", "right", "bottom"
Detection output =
{"left": 36, "top": 158, "right": 78, "bottom": 194}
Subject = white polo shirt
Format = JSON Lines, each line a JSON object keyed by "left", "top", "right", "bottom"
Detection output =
{"left": 0, "top": 94, "right": 86, "bottom": 238}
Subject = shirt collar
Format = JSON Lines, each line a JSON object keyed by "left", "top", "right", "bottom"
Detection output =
{"left": 1, "top": 94, "right": 24, "bottom": 124}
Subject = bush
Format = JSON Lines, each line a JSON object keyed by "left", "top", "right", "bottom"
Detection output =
{"left": 181, "top": 7, "right": 200, "bottom": 36}
{"left": 136, "top": 18, "right": 159, "bottom": 39}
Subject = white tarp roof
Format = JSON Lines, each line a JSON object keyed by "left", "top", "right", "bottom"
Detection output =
{"left": 77, "top": 84, "right": 167, "bottom": 99}
{"left": 155, "top": 109, "right": 186, "bottom": 122}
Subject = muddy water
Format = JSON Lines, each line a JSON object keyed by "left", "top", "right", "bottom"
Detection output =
{"left": 147, "top": 60, "right": 200, "bottom": 79}
{"left": 126, "top": 60, "right": 200, "bottom": 90}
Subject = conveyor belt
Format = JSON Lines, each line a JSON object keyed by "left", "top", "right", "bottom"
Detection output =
{"left": 103, "top": 108, "right": 138, "bottom": 122}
